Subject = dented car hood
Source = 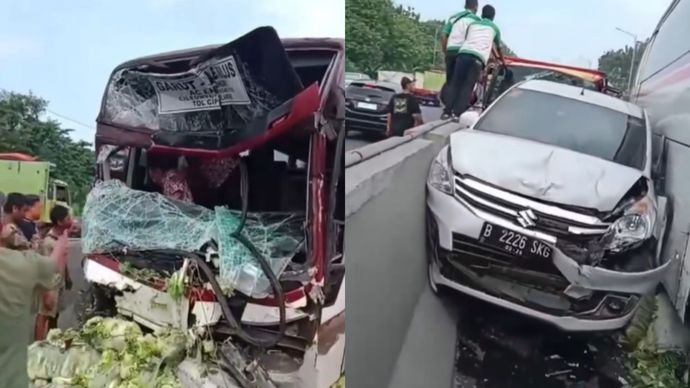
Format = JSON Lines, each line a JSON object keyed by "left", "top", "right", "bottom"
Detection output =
{"left": 449, "top": 130, "right": 644, "bottom": 212}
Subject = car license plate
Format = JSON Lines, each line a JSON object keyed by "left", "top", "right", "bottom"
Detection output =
{"left": 479, "top": 223, "right": 553, "bottom": 260}
{"left": 356, "top": 102, "right": 378, "bottom": 110}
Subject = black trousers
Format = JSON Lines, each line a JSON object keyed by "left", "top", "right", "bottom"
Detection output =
{"left": 446, "top": 53, "right": 483, "bottom": 116}
{"left": 441, "top": 53, "right": 458, "bottom": 107}
{"left": 445, "top": 53, "right": 457, "bottom": 82}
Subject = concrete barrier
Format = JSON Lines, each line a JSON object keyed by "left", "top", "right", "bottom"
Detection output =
{"left": 345, "top": 120, "right": 465, "bottom": 388}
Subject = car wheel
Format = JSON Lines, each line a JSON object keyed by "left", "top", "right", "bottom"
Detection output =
{"left": 426, "top": 213, "right": 447, "bottom": 297}
{"left": 428, "top": 261, "right": 441, "bottom": 295}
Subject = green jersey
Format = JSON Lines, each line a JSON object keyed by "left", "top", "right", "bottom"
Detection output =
{"left": 458, "top": 18, "right": 502, "bottom": 66}
{"left": 443, "top": 10, "right": 481, "bottom": 54}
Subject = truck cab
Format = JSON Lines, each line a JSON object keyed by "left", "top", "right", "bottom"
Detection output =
{"left": 482, "top": 57, "right": 612, "bottom": 108}
{"left": 46, "top": 178, "right": 72, "bottom": 218}
{"left": 0, "top": 153, "right": 72, "bottom": 225}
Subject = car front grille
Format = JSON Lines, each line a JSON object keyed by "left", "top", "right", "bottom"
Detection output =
{"left": 453, "top": 173, "right": 611, "bottom": 242}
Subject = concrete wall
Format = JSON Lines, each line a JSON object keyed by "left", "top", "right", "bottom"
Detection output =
{"left": 345, "top": 121, "right": 462, "bottom": 388}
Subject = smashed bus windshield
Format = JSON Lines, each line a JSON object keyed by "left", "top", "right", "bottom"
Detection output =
{"left": 98, "top": 27, "right": 309, "bottom": 151}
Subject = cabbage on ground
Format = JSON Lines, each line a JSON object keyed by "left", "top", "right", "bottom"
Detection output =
{"left": 28, "top": 317, "right": 188, "bottom": 388}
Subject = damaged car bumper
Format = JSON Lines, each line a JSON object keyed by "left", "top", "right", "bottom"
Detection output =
{"left": 426, "top": 181, "right": 672, "bottom": 332}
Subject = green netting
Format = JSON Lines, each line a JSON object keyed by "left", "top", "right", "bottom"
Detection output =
{"left": 81, "top": 180, "right": 304, "bottom": 297}
{"left": 215, "top": 208, "right": 304, "bottom": 297}
{"left": 82, "top": 180, "right": 216, "bottom": 255}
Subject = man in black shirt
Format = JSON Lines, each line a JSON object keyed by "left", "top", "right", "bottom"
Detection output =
{"left": 386, "top": 77, "right": 423, "bottom": 137}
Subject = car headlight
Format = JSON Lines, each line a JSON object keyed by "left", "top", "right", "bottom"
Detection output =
{"left": 608, "top": 195, "right": 656, "bottom": 252}
{"left": 428, "top": 146, "right": 453, "bottom": 195}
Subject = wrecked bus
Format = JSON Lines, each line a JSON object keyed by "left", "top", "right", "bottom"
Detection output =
{"left": 633, "top": 0, "right": 690, "bottom": 324}
{"left": 80, "top": 27, "right": 345, "bottom": 387}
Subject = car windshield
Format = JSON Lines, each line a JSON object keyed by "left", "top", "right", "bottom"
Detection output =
{"left": 475, "top": 88, "right": 647, "bottom": 170}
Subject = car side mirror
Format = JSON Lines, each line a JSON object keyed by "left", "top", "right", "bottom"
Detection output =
{"left": 458, "top": 111, "right": 480, "bottom": 129}
{"left": 652, "top": 135, "right": 667, "bottom": 194}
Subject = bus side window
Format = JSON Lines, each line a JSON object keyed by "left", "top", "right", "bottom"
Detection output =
{"left": 652, "top": 133, "right": 667, "bottom": 194}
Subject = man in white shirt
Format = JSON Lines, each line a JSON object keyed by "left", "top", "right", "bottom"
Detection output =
{"left": 445, "top": 4, "right": 505, "bottom": 120}
{"left": 440, "top": 0, "right": 480, "bottom": 109}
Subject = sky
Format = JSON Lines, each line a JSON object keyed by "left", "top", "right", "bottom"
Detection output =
{"left": 401, "top": 0, "right": 670, "bottom": 69}
{"left": 0, "top": 0, "right": 344, "bottom": 142}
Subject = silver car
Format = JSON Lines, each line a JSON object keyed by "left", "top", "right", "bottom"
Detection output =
{"left": 426, "top": 79, "right": 672, "bottom": 331}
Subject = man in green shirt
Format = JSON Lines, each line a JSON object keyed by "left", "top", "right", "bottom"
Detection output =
{"left": 445, "top": 4, "right": 505, "bottom": 119}
{"left": 0, "top": 226, "right": 69, "bottom": 387}
{"left": 440, "top": 0, "right": 479, "bottom": 109}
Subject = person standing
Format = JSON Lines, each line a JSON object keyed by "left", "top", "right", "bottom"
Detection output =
{"left": 0, "top": 225, "right": 69, "bottom": 387}
{"left": 385, "top": 77, "right": 423, "bottom": 137}
{"left": 18, "top": 194, "right": 41, "bottom": 244}
{"left": 34, "top": 205, "right": 74, "bottom": 340}
{"left": 446, "top": 4, "right": 505, "bottom": 120}
{"left": 440, "top": 0, "right": 480, "bottom": 114}
{"left": 0, "top": 193, "right": 32, "bottom": 250}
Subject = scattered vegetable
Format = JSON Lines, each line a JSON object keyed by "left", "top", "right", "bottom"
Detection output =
{"left": 29, "top": 317, "right": 188, "bottom": 388}
{"left": 331, "top": 374, "right": 345, "bottom": 388}
{"left": 167, "top": 272, "right": 186, "bottom": 301}
{"left": 624, "top": 295, "right": 688, "bottom": 388}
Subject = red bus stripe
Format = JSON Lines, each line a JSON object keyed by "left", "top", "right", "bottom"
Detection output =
{"left": 638, "top": 56, "right": 690, "bottom": 96}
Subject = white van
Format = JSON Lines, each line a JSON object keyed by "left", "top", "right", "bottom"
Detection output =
{"left": 633, "top": 0, "right": 690, "bottom": 323}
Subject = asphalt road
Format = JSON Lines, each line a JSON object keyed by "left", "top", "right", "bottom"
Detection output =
{"left": 451, "top": 295, "right": 629, "bottom": 388}
{"left": 346, "top": 106, "right": 442, "bottom": 151}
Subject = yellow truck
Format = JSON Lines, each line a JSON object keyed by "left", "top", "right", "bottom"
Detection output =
{"left": 0, "top": 153, "right": 72, "bottom": 224}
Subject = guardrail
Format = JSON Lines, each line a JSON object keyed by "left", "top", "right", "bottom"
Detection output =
{"left": 344, "top": 121, "right": 450, "bottom": 168}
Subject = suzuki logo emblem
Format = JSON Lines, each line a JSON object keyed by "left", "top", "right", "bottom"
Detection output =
{"left": 517, "top": 209, "right": 538, "bottom": 228}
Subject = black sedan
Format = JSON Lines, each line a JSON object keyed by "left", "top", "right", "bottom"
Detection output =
{"left": 345, "top": 81, "right": 401, "bottom": 137}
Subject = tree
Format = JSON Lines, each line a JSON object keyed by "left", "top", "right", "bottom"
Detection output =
{"left": 346, "top": 0, "right": 517, "bottom": 75}
{"left": 345, "top": 0, "right": 393, "bottom": 77}
{"left": 598, "top": 39, "right": 649, "bottom": 92}
{"left": 419, "top": 19, "right": 445, "bottom": 70}
{"left": 0, "top": 90, "right": 95, "bottom": 208}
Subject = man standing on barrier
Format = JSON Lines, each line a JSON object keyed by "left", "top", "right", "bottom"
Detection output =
{"left": 440, "top": 0, "right": 480, "bottom": 116}
{"left": 445, "top": 4, "right": 505, "bottom": 121}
